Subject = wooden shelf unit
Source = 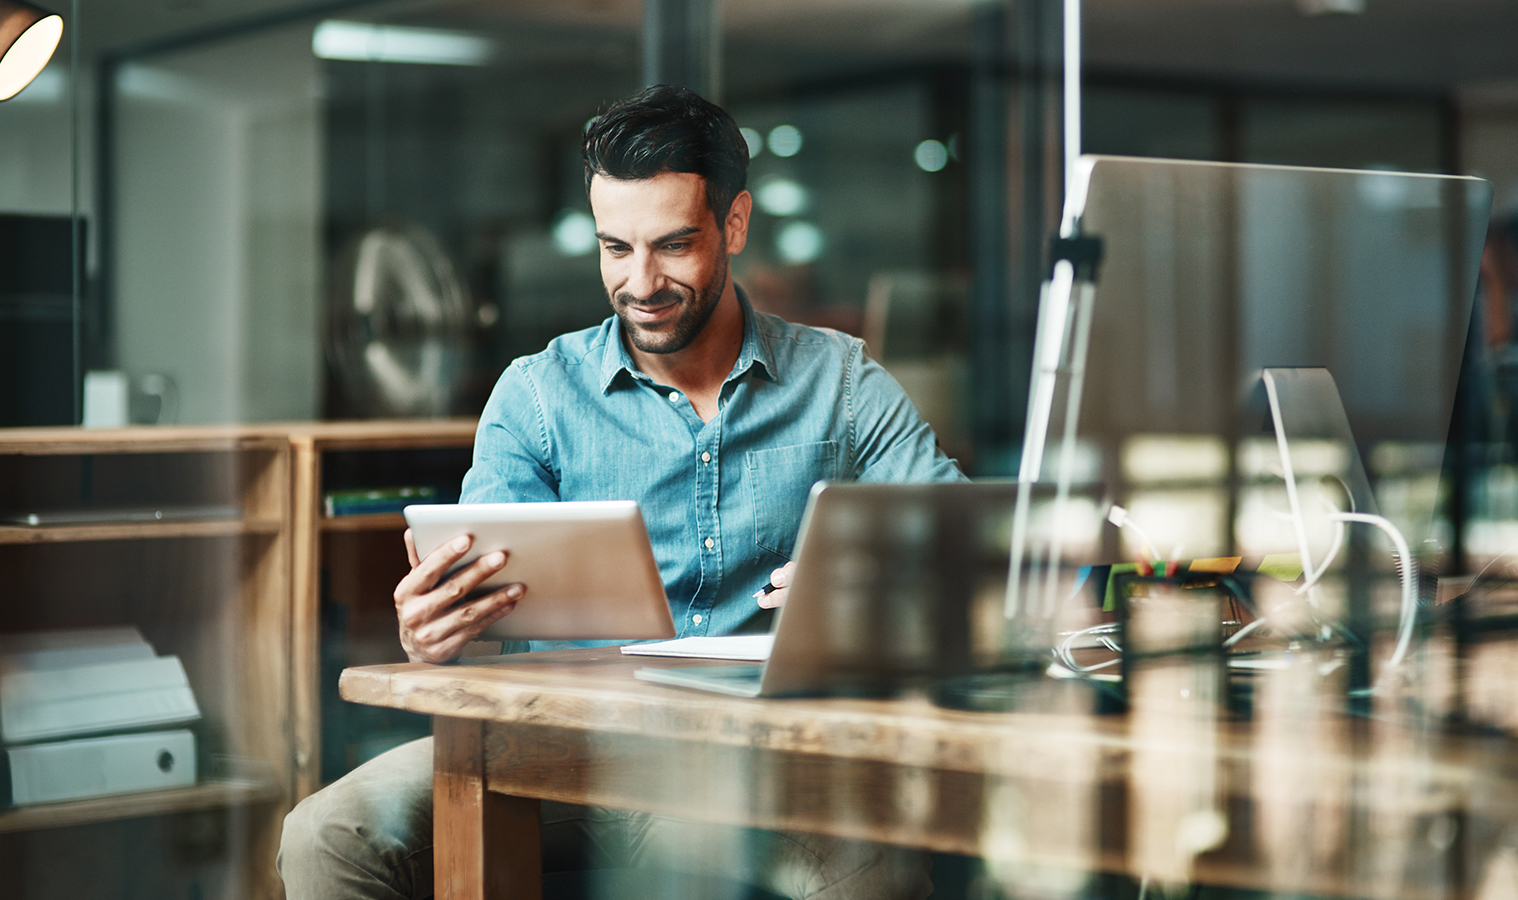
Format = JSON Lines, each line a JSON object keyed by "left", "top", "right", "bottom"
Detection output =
{"left": 0, "top": 778, "right": 283, "bottom": 835}
{"left": 318, "top": 512, "right": 407, "bottom": 532}
{"left": 0, "top": 420, "right": 476, "bottom": 898}
{"left": 0, "top": 425, "right": 294, "bottom": 900}
{"left": 286, "top": 419, "right": 476, "bottom": 797}
{"left": 0, "top": 517, "right": 282, "bottom": 544}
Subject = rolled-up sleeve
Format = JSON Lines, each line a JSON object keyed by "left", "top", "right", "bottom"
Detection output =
{"left": 460, "top": 362, "right": 561, "bottom": 503}
{"left": 845, "top": 341, "right": 968, "bottom": 484}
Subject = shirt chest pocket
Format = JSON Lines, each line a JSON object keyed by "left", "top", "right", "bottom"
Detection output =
{"left": 746, "top": 440, "right": 839, "bottom": 559}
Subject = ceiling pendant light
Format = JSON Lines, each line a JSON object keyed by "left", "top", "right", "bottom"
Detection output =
{"left": 0, "top": 0, "right": 63, "bottom": 102}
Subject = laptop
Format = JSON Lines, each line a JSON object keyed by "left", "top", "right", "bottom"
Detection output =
{"left": 634, "top": 480, "right": 1018, "bottom": 697}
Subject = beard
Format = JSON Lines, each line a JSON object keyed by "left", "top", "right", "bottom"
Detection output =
{"left": 611, "top": 252, "right": 728, "bottom": 356}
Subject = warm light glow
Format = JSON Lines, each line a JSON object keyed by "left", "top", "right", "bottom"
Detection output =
{"left": 0, "top": 13, "right": 62, "bottom": 102}
{"left": 1123, "top": 434, "right": 1228, "bottom": 484}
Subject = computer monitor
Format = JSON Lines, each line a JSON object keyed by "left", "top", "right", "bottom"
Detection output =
{"left": 1010, "top": 156, "right": 1491, "bottom": 662}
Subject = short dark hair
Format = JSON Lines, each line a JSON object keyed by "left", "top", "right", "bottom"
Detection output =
{"left": 583, "top": 84, "right": 749, "bottom": 226}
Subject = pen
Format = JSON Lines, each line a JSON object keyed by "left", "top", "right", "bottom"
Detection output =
{"left": 752, "top": 582, "right": 778, "bottom": 599}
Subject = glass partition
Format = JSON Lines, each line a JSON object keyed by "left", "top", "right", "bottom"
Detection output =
{"left": 97, "top": 0, "right": 1039, "bottom": 473}
{"left": 105, "top": 5, "right": 642, "bottom": 425}
{"left": 0, "top": 10, "right": 82, "bottom": 429}
{"left": 25, "top": 3, "right": 1518, "bottom": 899}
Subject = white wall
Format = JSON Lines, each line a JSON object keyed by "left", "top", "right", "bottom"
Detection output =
{"left": 0, "top": 62, "right": 79, "bottom": 217}
{"left": 113, "top": 25, "right": 323, "bottom": 423}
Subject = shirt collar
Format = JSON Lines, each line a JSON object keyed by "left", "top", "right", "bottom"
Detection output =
{"left": 598, "top": 283, "right": 777, "bottom": 394}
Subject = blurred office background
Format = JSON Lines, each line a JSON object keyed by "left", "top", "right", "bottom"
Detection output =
{"left": 3, "top": 1, "right": 1516, "bottom": 443}
{"left": 5, "top": 0, "right": 1518, "bottom": 896}
{"left": 4, "top": 0, "right": 1514, "bottom": 452}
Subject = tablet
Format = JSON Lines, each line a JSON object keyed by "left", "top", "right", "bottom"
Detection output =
{"left": 403, "top": 502, "right": 675, "bottom": 641}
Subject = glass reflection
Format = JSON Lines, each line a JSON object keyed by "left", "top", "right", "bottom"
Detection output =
{"left": 21, "top": 0, "right": 1518, "bottom": 897}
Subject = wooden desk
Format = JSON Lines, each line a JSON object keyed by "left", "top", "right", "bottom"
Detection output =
{"left": 340, "top": 648, "right": 1518, "bottom": 900}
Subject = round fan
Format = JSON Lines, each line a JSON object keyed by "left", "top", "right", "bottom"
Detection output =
{"left": 326, "top": 223, "right": 471, "bottom": 417}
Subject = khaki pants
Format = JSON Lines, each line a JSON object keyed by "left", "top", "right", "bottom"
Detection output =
{"left": 278, "top": 738, "right": 932, "bottom": 900}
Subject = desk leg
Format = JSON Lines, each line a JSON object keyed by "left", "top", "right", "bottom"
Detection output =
{"left": 435, "top": 716, "right": 542, "bottom": 900}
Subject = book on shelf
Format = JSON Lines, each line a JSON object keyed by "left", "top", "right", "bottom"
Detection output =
{"left": 323, "top": 485, "right": 439, "bottom": 517}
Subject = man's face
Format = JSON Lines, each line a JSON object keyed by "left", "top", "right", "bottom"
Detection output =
{"left": 590, "top": 171, "right": 748, "bottom": 356}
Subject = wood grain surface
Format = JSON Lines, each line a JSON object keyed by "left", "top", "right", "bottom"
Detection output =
{"left": 345, "top": 648, "right": 1518, "bottom": 900}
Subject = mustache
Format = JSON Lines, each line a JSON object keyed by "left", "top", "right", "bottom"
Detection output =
{"left": 614, "top": 288, "right": 687, "bottom": 309}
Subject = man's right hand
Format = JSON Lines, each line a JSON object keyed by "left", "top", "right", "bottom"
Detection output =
{"left": 395, "top": 530, "right": 524, "bottom": 664}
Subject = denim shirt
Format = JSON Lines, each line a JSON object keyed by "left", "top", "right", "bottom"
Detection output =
{"left": 460, "top": 288, "right": 966, "bottom": 649}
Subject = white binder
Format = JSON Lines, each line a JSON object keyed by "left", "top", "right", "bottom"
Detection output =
{"left": 0, "top": 626, "right": 155, "bottom": 674}
{"left": 0, "top": 655, "right": 201, "bottom": 744}
{"left": 6, "top": 729, "right": 196, "bottom": 805}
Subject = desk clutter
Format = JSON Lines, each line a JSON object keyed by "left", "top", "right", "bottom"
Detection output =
{"left": 0, "top": 626, "right": 201, "bottom": 806}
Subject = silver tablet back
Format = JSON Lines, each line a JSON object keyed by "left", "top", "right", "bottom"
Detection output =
{"left": 404, "top": 501, "right": 675, "bottom": 641}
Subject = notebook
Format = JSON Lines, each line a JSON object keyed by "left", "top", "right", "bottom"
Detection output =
{"left": 634, "top": 480, "right": 1017, "bottom": 697}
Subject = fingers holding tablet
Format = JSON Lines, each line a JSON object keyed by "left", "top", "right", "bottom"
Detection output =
{"left": 403, "top": 503, "right": 674, "bottom": 642}
{"left": 396, "top": 530, "right": 525, "bottom": 664}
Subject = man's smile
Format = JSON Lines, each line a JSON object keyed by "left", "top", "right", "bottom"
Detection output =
{"left": 621, "top": 295, "right": 683, "bottom": 324}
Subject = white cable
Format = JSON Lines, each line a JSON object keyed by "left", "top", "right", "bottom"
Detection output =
{"left": 1222, "top": 616, "right": 1268, "bottom": 649}
{"left": 1296, "top": 517, "right": 1346, "bottom": 596}
{"left": 1296, "top": 477, "right": 1356, "bottom": 596}
{"left": 1106, "top": 505, "right": 1159, "bottom": 562}
{"left": 1328, "top": 511, "right": 1419, "bottom": 675}
{"left": 1057, "top": 622, "right": 1120, "bottom": 674}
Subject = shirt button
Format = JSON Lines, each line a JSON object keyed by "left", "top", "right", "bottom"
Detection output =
{"left": 692, "top": 614, "right": 703, "bottom": 625}
{"left": 704, "top": 537, "right": 714, "bottom": 550}
{"left": 668, "top": 391, "right": 680, "bottom": 403}
{"left": 701, "top": 451, "right": 711, "bottom": 463}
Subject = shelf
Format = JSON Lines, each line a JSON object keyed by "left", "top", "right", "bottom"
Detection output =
{"left": 0, "top": 420, "right": 474, "bottom": 456}
{"left": 0, "top": 517, "right": 281, "bottom": 544}
{"left": 287, "top": 419, "right": 477, "bottom": 452}
{"left": 321, "top": 512, "right": 408, "bottom": 532}
{"left": 0, "top": 426, "right": 287, "bottom": 456}
{"left": 0, "top": 777, "right": 283, "bottom": 834}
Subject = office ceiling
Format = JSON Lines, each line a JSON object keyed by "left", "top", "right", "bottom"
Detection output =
{"left": 66, "top": 0, "right": 1518, "bottom": 94}
{"left": 1083, "top": 0, "right": 1518, "bottom": 92}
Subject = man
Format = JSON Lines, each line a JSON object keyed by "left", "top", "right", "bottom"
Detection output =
{"left": 279, "top": 84, "right": 964, "bottom": 900}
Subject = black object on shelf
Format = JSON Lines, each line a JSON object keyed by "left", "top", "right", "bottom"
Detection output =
{"left": 0, "top": 214, "right": 86, "bottom": 428}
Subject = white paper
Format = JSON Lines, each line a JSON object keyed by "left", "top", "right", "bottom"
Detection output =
{"left": 620, "top": 634, "right": 774, "bottom": 661}
{"left": 0, "top": 627, "right": 154, "bottom": 674}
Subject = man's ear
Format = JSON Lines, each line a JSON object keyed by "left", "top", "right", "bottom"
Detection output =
{"left": 724, "top": 190, "right": 752, "bottom": 256}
